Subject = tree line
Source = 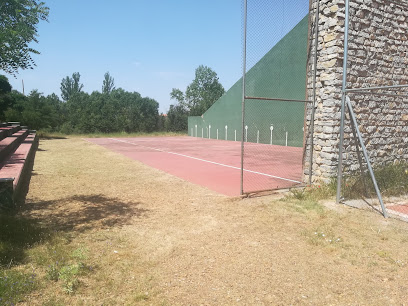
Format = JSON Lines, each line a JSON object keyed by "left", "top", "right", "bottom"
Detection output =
{"left": 0, "top": 67, "right": 225, "bottom": 134}
{"left": 0, "top": 72, "right": 161, "bottom": 133}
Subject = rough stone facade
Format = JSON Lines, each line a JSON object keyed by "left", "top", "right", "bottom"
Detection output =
{"left": 304, "top": 0, "right": 408, "bottom": 183}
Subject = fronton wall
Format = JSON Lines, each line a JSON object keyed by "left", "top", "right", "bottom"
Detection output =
{"left": 305, "top": 0, "right": 408, "bottom": 183}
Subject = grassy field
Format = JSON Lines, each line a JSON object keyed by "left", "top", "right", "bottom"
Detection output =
{"left": 1, "top": 137, "right": 408, "bottom": 305}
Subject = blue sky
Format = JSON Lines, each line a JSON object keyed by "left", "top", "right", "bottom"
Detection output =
{"left": 5, "top": 0, "right": 309, "bottom": 113}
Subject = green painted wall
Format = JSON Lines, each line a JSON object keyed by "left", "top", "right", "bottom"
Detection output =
{"left": 188, "top": 14, "right": 308, "bottom": 147}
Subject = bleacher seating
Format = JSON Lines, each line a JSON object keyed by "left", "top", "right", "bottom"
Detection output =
{"left": 0, "top": 122, "right": 38, "bottom": 211}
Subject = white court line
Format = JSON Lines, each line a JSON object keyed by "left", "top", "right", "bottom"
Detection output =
{"left": 109, "top": 138, "right": 302, "bottom": 184}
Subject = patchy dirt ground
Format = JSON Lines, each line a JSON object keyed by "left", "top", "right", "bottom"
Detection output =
{"left": 21, "top": 138, "right": 408, "bottom": 305}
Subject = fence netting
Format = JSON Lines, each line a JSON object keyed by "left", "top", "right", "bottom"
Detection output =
{"left": 339, "top": 0, "right": 408, "bottom": 218}
{"left": 242, "top": 0, "right": 311, "bottom": 194}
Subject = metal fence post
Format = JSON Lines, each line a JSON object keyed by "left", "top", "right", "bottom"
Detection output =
{"left": 336, "top": 0, "right": 350, "bottom": 204}
{"left": 240, "top": 0, "right": 248, "bottom": 196}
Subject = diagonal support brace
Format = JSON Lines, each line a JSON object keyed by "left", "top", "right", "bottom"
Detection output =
{"left": 345, "top": 96, "right": 388, "bottom": 218}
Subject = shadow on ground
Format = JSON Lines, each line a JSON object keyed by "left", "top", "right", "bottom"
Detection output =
{"left": 23, "top": 194, "right": 148, "bottom": 232}
{"left": 0, "top": 194, "right": 146, "bottom": 268}
{"left": 0, "top": 214, "right": 49, "bottom": 266}
{"left": 38, "top": 135, "right": 67, "bottom": 140}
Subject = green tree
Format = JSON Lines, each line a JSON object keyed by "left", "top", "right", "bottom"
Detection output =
{"left": 102, "top": 72, "right": 115, "bottom": 94}
{"left": 0, "top": 0, "right": 49, "bottom": 75}
{"left": 166, "top": 104, "right": 188, "bottom": 132}
{"left": 4, "top": 90, "right": 60, "bottom": 130}
{"left": 157, "top": 113, "right": 167, "bottom": 131}
{"left": 0, "top": 75, "right": 12, "bottom": 93}
{"left": 45, "top": 93, "right": 66, "bottom": 126}
{"left": 60, "top": 87, "right": 159, "bottom": 134}
{"left": 0, "top": 75, "right": 14, "bottom": 120}
{"left": 60, "top": 72, "right": 84, "bottom": 101}
{"left": 169, "top": 88, "right": 185, "bottom": 105}
{"left": 171, "top": 65, "right": 225, "bottom": 116}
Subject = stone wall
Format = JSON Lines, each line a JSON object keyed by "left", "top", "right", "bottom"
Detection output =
{"left": 304, "top": 0, "right": 408, "bottom": 183}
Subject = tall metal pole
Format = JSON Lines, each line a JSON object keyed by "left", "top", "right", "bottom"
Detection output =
{"left": 240, "top": 0, "right": 248, "bottom": 195}
{"left": 336, "top": 0, "right": 350, "bottom": 204}
{"left": 308, "top": 0, "right": 320, "bottom": 185}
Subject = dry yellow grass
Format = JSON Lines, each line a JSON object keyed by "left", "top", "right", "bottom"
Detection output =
{"left": 15, "top": 137, "right": 408, "bottom": 305}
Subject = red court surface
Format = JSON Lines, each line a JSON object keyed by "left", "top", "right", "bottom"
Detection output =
{"left": 86, "top": 136, "right": 304, "bottom": 196}
{"left": 388, "top": 204, "right": 408, "bottom": 216}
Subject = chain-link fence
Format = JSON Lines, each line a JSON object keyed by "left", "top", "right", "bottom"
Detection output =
{"left": 337, "top": 0, "right": 408, "bottom": 218}
{"left": 241, "top": 0, "right": 313, "bottom": 194}
{"left": 186, "top": 0, "right": 408, "bottom": 203}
